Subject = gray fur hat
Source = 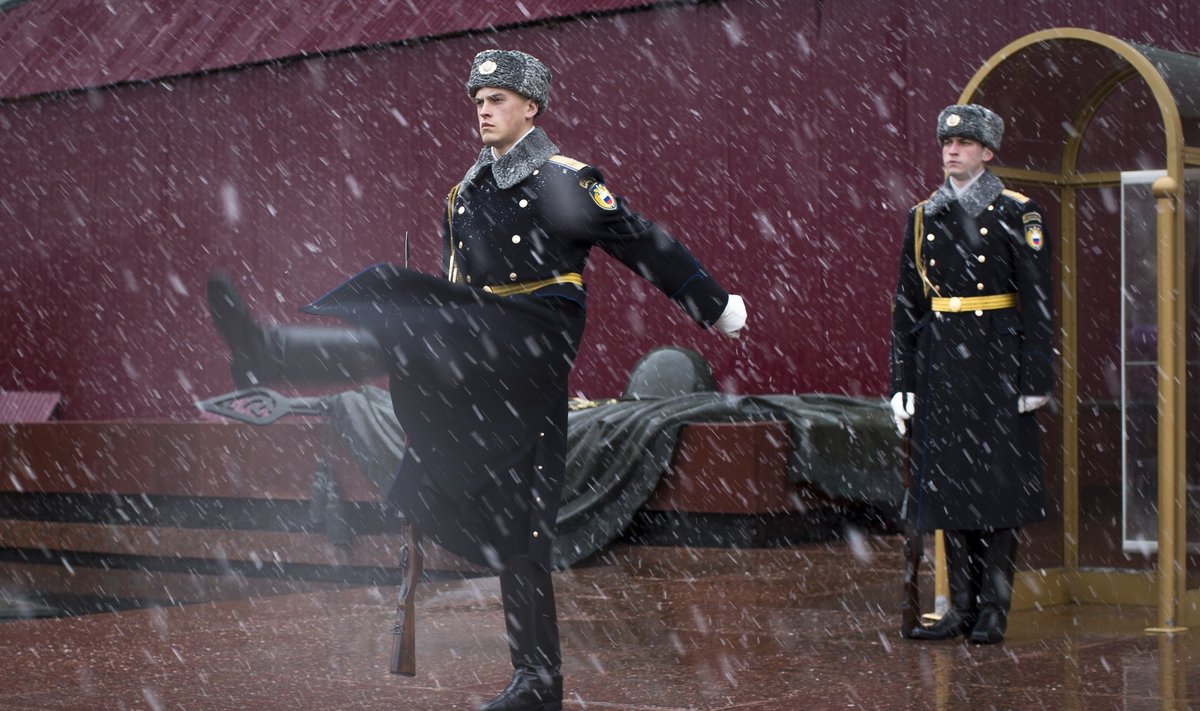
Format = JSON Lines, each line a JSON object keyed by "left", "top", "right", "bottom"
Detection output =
{"left": 466, "top": 50, "right": 551, "bottom": 115}
{"left": 937, "top": 104, "right": 1004, "bottom": 151}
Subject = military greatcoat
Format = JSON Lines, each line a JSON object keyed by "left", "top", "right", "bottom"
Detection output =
{"left": 305, "top": 127, "right": 729, "bottom": 569}
{"left": 889, "top": 170, "right": 1053, "bottom": 532}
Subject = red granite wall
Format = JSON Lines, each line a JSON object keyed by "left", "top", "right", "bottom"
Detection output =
{"left": 2, "top": 1, "right": 1198, "bottom": 419}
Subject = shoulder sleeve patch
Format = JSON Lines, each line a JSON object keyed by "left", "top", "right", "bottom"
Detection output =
{"left": 1002, "top": 188, "right": 1031, "bottom": 204}
{"left": 548, "top": 155, "right": 589, "bottom": 171}
{"left": 1025, "top": 223, "right": 1044, "bottom": 251}
{"left": 588, "top": 182, "right": 618, "bottom": 210}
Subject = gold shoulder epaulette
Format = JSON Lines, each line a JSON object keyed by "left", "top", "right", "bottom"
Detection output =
{"left": 548, "top": 155, "right": 589, "bottom": 171}
{"left": 1002, "top": 188, "right": 1031, "bottom": 204}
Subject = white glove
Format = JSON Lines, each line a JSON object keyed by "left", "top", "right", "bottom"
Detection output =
{"left": 1018, "top": 394, "right": 1050, "bottom": 413}
{"left": 714, "top": 294, "right": 746, "bottom": 339}
{"left": 890, "top": 392, "right": 914, "bottom": 436}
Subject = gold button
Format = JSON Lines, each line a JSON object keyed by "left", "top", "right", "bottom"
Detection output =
{"left": 509, "top": 272, "right": 518, "bottom": 281}
{"left": 512, "top": 235, "right": 521, "bottom": 244}
{"left": 977, "top": 255, "right": 986, "bottom": 263}
{"left": 458, "top": 241, "right": 463, "bottom": 248}
{"left": 987, "top": 205, "right": 994, "bottom": 211}
{"left": 532, "top": 531, "right": 540, "bottom": 538}
{"left": 532, "top": 170, "right": 539, "bottom": 176}
{"left": 926, "top": 234, "right": 935, "bottom": 241}
{"left": 536, "top": 496, "right": 543, "bottom": 504}
{"left": 519, "top": 199, "right": 529, "bottom": 208}
{"left": 537, "top": 465, "right": 543, "bottom": 471}
{"left": 948, "top": 296, "right": 962, "bottom": 312}
{"left": 977, "top": 282, "right": 985, "bottom": 291}
{"left": 466, "top": 275, "right": 472, "bottom": 283}
{"left": 929, "top": 259, "right": 936, "bottom": 267}
{"left": 539, "top": 432, "right": 545, "bottom": 437}
{"left": 975, "top": 309, "right": 984, "bottom": 316}
{"left": 980, "top": 227, "right": 989, "bottom": 235}
{"left": 457, "top": 206, "right": 465, "bottom": 215}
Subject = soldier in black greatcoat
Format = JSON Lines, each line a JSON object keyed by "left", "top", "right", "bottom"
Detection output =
{"left": 889, "top": 104, "right": 1053, "bottom": 644}
{"left": 211, "top": 50, "right": 746, "bottom": 711}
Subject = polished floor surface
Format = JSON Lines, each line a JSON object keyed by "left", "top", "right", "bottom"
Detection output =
{"left": 3, "top": 537, "right": 1198, "bottom": 710}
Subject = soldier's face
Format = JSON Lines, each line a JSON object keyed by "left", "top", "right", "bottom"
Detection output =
{"left": 474, "top": 87, "right": 538, "bottom": 156}
{"left": 942, "top": 136, "right": 994, "bottom": 184}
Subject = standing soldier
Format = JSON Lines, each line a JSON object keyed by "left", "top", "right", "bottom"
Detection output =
{"left": 889, "top": 104, "right": 1053, "bottom": 644}
{"left": 291, "top": 50, "right": 747, "bottom": 710}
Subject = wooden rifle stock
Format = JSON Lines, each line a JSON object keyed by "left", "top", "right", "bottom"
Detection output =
{"left": 899, "top": 434, "right": 923, "bottom": 638}
{"left": 390, "top": 521, "right": 421, "bottom": 675}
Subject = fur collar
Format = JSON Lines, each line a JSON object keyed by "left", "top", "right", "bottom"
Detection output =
{"left": 460, "top": 127, "right": 560, "bottom": 189}
{"left": 924, "top": 169, "right": 1005, "bottom": 219}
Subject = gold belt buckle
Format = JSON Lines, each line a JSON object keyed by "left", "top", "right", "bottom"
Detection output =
{"left": 948, "top": 296, "right": 962, "bottom": 313}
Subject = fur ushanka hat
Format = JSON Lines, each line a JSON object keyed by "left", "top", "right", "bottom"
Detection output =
{"left": 936, "top": 104, "right": 1004, "bottom": 151}
{"left": 465, "top": 50, "right": 552, "bottom": 115}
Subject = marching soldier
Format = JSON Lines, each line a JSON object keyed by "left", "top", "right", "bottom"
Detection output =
{"left": 425, "top": 49, "right": 746, "bottom": 710}
{"left": 889, "top": 104, "right": 1053, "bottom": 644}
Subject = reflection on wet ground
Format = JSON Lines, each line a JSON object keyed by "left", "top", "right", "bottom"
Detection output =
{"left": 2, "top": 537, "right": 1198, "bottom": 710}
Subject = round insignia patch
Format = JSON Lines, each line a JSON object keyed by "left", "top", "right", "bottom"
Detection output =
{"left": 590, "top": 183, "right": 617, "bottom": 211}
{"left": 946, "top": 114, "right": 961, "bottom": 127}
{"left": 479, "top": 60, "right": 497, "bottom": 75}
{"left": 1025, "top": 224, "right": 1044, "bottom": 250}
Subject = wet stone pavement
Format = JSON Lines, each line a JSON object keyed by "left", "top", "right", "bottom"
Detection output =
{"left": 2, "top": 537, "right": 1198, "bottom": 710}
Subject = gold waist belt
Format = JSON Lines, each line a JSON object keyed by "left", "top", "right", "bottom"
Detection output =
{"left": 482, "top": 273, "right": 584, "bottom": 297}
{"left": 930, "top": 293, "right": 1017, "bottom": 313}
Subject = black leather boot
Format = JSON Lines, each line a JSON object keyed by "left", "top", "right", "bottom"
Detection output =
{"left": 480, "top": 556, "right": 563, "bottom": 710}
{"left": 206, "top": 271, "right": 385, "bottom": 388}
{"left": 909, "top": 607, "right": 975, "bottom": 640}
{"left": 970, "top": 607, "right": 1007, "bottom": 644}
{"left": 969, "top": 528, "right": 1018, "bottom": 644}
{"left": 477, "top": 666, "right": 563, "bottom": 711}
{"left": 910, "top": 529, "right": 978, "bottom": 640}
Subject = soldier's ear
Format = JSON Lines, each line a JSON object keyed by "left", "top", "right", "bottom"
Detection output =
{"left": 982, "top": 147, "right": 995, "bottom": 162}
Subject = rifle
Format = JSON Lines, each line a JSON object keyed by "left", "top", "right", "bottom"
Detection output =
{"left": 197, "top": 387, "right": 423, "bottom": 674}
{"left": 899, "top": 434, "right": 923, "bottom": 637}
{"left": 390, "top": 520, "right": 421, "bottom": 675}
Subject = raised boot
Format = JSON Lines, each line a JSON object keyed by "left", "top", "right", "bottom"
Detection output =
{"left": 910, "top": 529, "right": 978, "bottom": 640}
{"left": 969, "top": 528, "right": 1018, "bottom": 644}
{"left": 206, "top": 271, "right": 385, "bottom": 388}
{"left": 477, "top": 666, "right": 562, "bottom": 711}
